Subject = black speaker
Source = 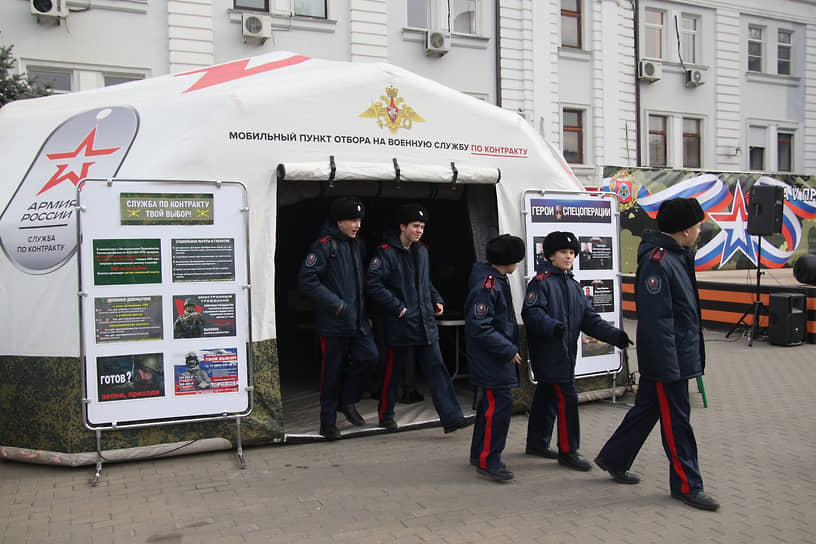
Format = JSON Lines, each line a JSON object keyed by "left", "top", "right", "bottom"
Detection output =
{"left": 794, "top": 254, "right": 816, "bottom": 285}
{"left": 767, "top": 292, "right": 805, "bottom": 346}
{"left": 747, "top": 185, "right": 784, "bottom": 235}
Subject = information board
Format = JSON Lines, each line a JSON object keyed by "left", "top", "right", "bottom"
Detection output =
{"left": 77, "top": 180, "right": 252, "bottom": 428}
{"left": 522, "top": 190, "right": 622, "bottom": 378}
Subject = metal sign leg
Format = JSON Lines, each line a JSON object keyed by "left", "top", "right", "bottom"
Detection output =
{"left": 90, "top": 429, "right": 103, "bottom": 486}
{"left": 236, "top": 417, "right": 246, "bottom": 469}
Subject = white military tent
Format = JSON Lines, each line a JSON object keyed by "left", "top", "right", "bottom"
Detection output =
{"left": 0, "top": 51, "right": 583, "bottom": 464}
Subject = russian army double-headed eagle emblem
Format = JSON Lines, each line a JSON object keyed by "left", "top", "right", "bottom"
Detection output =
{"left": 360, "top": 86, "right": 425, "bottom": 134}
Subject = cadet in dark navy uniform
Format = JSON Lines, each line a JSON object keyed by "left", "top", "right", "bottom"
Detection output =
{"left": 298, "top": 197, "right": 378, "bottom": 440}
{"left": 595, "top": 197, "right": 719, "bottom": 511}
{"left": 465, "top": 234, "right": 525, "bottom": 481}
{"left": 366, "top": 203, "right": 467, "bottom": 433}
{"left": 522, "top": 231, "right": 631, "bottom": 471}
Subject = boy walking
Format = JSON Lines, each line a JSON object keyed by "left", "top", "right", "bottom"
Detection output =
{"left": 522, "top": 231, "right": 631, "bottom": 471}
{"left": 298, "top": 197, "right": 378, "bottom": 440}
{"left": 465, "top": 234, "right": 526, "bottom": 481}
{"left": 595, "top": 198, "right": 719, "bottom": 511}
{"left": 366, "top": 203, "right": 467, "bottom": 433}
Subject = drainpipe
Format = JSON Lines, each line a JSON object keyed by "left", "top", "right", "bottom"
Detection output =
{"left": 630, "top": 0, "right": 642, "bottom": 166}
{"left": 495, "top": 0, "right": 502, "bottom": 107}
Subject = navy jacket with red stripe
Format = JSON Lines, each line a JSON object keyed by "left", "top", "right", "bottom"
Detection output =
{"left": 464, "top": 261, "right": 520, "bottom": 389}
{"left": 635, "top": 230, "right": 705, "bottom": 382}
{"left": 522, "top": 261, "right": 621, "bottom": 383}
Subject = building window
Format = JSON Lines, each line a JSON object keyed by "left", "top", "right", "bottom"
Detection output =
{"left": 27, "top": 67, "right": 72, "bottom": 94}
{"left": 682, "top": 118, "right": 701, "bottom": 168}
{"left": 648, "top": 115, "right": 667, "bottom": 167}
{"left": 679, "top": 14, "right": 698, "bottom": 64}
{"left": 294, "top": 0, "right": 326, "bottom": 18}
{"left": 234, "top": 0, "right": 268, "bottom": 11}
{"left": 453, "top": 0, "right": 480, "bottom": 34}
{"left": 777, "top": 30, "right": 792, "bottom": 75}
{"left": 749, "top": 125, "right": 766, "bottom": 170}
{"left": 104, "top": 74, "right": 143, "bottom": 87}
{"left": 644, "top": 8, "right": 664, "bottom": 59}
{"left": 561, "top": 0, "right": 581, "bottom": 49}
{"left": 749, "top": 147, "right": 764, "bottom": 170}
{"left": 777, "top": 132, "right": 793, "bottom": 172}
{"left": 748, "top": 25, "right": 763, "bottom": 72}
{"left": 407, "top": 0, "right": 428, "bottom": 28}
{"left": 235, "top": 0, "right": 325, "bottom": 17}
{"left": 562, "top": 109, "right": 583, "bottom": 164}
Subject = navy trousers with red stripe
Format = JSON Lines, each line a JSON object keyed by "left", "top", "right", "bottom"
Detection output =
{"left": 526, "top": 380, "right": 579, "bottom": 453}
{"left": 470, "top": 387, "right": 512, "bottom": 470}
{"left": 597, "top": 377, "right": 703, "bottom": 495}
{"left": 320, "top": 335, "right": 378, "bottom": 427}
{"left": 378, "top": 342, "right": 463, "bottom": 426}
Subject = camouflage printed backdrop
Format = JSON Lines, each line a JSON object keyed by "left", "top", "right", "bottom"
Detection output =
{"left": 600, "top": 167, "right": 816, "bottom": 274}
{"left": 0, "top": 339, "right": 282, "bottom": 454}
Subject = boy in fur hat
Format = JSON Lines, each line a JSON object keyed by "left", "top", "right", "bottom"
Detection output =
{"left": 465, "top": 234, "right": 526, "bottom": 481}
{"left": 366, "top": 203, "right": 467, "bottom": 433}
{"left": 522, "top": 231, "right": 632, "bottom": 471}
{"left": 298, "top": 197, "right": 378, "bottom": 440}
{"left": 595, "top": 197, "right": 719, "bottom": 511}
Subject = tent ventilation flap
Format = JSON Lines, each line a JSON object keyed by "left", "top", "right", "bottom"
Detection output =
{"left": 276, "top": 156, "right": 500, "bottom": 190}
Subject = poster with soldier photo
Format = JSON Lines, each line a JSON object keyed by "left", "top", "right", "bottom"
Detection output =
{"left": 172, "top": 294, "right": 237, "bottom": 339}
{"left": 578, "top": 236, "right": 613, "bottom": 270}
{"left": 533, "top": 236, "right": 548, "bottom": 270}
{"left": 97, "top": 353, "right": 165, "bottom": 401}
{"left": 581, "top": 322, "right": 616, "bottom": 358}
{"left": 580, "top": 279, "right": 615, "bottom": 313}
{"left": 174, "top": 348, "right": 239, "bottom": 396}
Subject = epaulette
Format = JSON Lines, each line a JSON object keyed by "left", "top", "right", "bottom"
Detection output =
{"left": 481, "top": 275, "right": 496, "bottom": 291}
{"left": 535, "top": 271, "right": 551, "bottom": 281}
{"left": 649, "top": 247, "right": 667, "bottom": 263}
{"left": 319, "top": 235, "right": 333, "bottom": 246}
{"left": 420, "top": 241, "right": 430, "bottom": 249}
{"left": 378, "top": 243, "right": 392, "bottom": 250}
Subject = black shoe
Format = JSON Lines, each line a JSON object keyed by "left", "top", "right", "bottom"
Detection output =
{"left": 319, "top": 424, "right": 341, "bottom": 441}
{"left": 525, "top": 444, "right": 558, "bottom": 459}
{"left": 558, "top": 451, "right": 592, "bottom": 471}
{"left": 339, "top": 404, "right": 365, "bottom": 426}
{"left": 594, "top": 456, "right": 640, "bottom": 484}
{"left": 671, "top": 491, "right": 720, "bottom": 511}
{"left": 378, "top": 418, "right": 398, "bottom": 431}
{"left": 477, "top": 466, "right": 514, "bottom": 481}
{"left": 470, "top": 458, "right": 506, "bottom": 469}
{"left": 443, "top": 418, "right": 470, "bottom": 434}
{"left": 398, "top": 390, "right": 424, "bottom": 404}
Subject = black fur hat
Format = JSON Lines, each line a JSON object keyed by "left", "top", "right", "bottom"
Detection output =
{"left": 486, "top": 234, "right": 526, "bottom": 265}
{"left": 656, "top": 198, "right": 705, "bottom": 233}
{"left": 396, "top": 203, "right": 429, "bottom": 226}
{"left": 330, "top": 197, "right": 365, "bottom": 221}
{"left": 543, "top": 231, "right": 580, "bottom": 258}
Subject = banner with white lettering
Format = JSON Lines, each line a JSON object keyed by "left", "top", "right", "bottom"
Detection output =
{"left": 523, "top": 191, "right": 622, "bottom": 378}
{"left": 77, "top": 179, "right": 251, "bottom": 427}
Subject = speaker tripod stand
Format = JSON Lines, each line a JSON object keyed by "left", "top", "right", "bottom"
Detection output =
{"left": 726, "top": 237, "right": 765, "bottom": 346}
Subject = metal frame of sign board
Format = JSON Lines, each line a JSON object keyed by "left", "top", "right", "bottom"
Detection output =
{"left": 76, "top": 179, "right": 254, "bottom": 479}
{"left": 520, "top": 189, "right": 624, "bottom": 383}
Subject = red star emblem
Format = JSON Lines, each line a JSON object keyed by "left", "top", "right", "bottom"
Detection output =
{"left": 37, "top": 128, "right": 120, "bottom": 195}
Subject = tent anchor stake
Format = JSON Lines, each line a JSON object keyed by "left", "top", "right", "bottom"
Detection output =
{"left": 91, "top": 429, "right": 103, "bottom": 486}
{"left": 236, "top": 417, "right": 246, "bottom": 469}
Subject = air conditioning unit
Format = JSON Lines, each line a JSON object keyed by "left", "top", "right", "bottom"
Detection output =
{"left": 425, "top": 29, "right": 451, "bottom": 56}
{"left": 685, "top": 68, "right": 704, "bottom": 87}
{"left": 30, "top": 0, "right": 68, "bottom": 19}
{"left": 638, "top": 59, "right": 662, "bottom": 82}
{"left": 242, "top": 13, "right": 273, "bottom": 43}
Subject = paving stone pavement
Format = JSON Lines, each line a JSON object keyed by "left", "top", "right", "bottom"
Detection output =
{"left": 1, "top": 325, "right": 814, "bottom": 543}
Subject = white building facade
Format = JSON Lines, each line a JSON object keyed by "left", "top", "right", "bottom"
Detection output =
{"left": 2, "top": 0, "right": 815, "bottom": 184}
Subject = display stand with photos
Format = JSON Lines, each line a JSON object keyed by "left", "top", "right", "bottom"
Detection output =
{"left": 521, "top": 190, "right": 624, "bottom": 400}
{"left": 77, "top": 179, "right": 253, "bottom": 484}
